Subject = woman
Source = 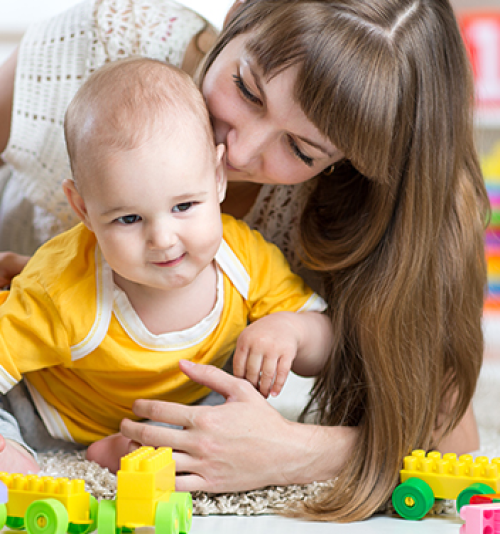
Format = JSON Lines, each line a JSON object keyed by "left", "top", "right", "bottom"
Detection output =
{"left": 0, "top": 0, "right": 488, "bottom": 522}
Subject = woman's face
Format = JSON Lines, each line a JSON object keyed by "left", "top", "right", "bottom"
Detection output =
{"left": 202, "top": 34, "right": 343, "bottom": 185}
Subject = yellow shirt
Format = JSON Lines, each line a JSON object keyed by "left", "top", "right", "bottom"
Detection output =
{"left": 0, "top": 215, "right": 326, "bottom": 444}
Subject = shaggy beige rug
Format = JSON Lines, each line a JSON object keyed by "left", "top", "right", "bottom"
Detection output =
{"left": 35, "top": 360, "right": 500, "bottom": 516}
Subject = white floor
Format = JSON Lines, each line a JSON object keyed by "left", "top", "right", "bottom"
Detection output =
{"left": 108, "top": 514, "right": 462, "bottom": 534}
{"left": 189, "top": 514, "right": 464, "bottom": 533}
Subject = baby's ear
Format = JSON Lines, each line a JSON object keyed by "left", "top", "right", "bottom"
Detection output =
{"left": 62, "top": 179, "right": 93, "bottom": 230}
{"left": 215, "top": 144, "right": 227, "bottom": 204}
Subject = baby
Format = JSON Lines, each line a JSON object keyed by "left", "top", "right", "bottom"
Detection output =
{"left": 0, "top": 57, "right": 333, "bottom": 474}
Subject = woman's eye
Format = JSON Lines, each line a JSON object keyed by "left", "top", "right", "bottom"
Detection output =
{"left": 233, "top": 74, "right": 262, "bottom": 105}
{"left": 287, "top": 136, "right": 314, "bottom": 167}
{"left": 116, "top": 214, "right": 142, "bottom": 224}
{"left": 173, "top": 202, "right": 193, "bottom": 213}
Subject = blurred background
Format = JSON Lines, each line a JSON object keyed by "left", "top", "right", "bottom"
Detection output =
{"left": 1, "top": 0, "right": 500, "bottom": 350}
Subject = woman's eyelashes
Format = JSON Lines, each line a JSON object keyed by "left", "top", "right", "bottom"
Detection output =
{"left": 287, "top": 136, "right": 314, "bottom": 167}
{"left": 233, "top": 74, "right": 261, "bottom": 105}
{"left": 233, "top": 72, "right": 315, "bottom": 168}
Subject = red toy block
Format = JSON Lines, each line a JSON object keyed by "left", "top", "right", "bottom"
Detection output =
{"left": 471, "top": 494, "right": 500, "bottom": 505}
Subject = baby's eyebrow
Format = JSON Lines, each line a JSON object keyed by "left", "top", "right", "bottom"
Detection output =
{"left": 101, "top": 206, "right": 136, "bottom": 217}
{"left": 171, "top": 191, "right": 209, "bottom": 202}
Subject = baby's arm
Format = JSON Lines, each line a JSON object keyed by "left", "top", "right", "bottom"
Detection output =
{"left": 233, "top": 311, "right": 333, "bottom": 397}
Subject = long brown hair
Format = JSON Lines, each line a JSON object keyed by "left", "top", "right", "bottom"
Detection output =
{"left": 200, "top": 0, "right": 489, "bottom": 521}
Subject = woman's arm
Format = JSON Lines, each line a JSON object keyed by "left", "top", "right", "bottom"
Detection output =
{"left": 121, "top": 360, "right": 357, "bottom": 492}
{"left": 0, "top": 47, "right": 17, "bottom": 157}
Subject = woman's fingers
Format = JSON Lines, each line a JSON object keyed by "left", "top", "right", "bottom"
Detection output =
{"left": 178, "top": 360, "right": 256, "bottom": 401}
{"left": 129, "top": 398, "right": 193, "bottom": 427}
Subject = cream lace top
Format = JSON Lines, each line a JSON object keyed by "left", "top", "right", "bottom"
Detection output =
{"left": 0, "top": 0, "right": 321, "bottom": 293}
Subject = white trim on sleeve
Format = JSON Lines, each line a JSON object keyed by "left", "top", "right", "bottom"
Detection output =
{"left": 70, "top": 246, "right": 113, "bottom": 360}
{"left": 24, "top": 379, "right": 74, "bottom": 442}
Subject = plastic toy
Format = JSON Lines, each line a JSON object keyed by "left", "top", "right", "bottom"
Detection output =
{"left": 460, "top": 503, "right": 500, "bottom": 534}
{"left": 471, "top": 494, "right": 500, "bottom": 505}
{"left": 0, "top": 473, "right": 96, "bottom": 534}
{"left": 97, "top": 446, "right": 192, "bottom": 534}
{"left": 392, "top": 450, "right": 500, "bottom": 520}
{"left": 0, "top": 446, "right": 193, "bottom": 534}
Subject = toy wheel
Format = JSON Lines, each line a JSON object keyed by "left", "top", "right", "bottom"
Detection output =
{"left": 168, "top": 493, "right": 193, "bottom": 534}
{"left": 0, "top": 503, "right": 7, "bottom": 529}
{"left": 6, "top": 516, "right": 25, "bottom": 530}
{"left": 25, "top": 499, "right": 69, "bottom": 534}
{"left": 392, "top": 478, "right": 435, "bottom": 520}
{"left": 68, "top": 495, "right": 98, "bottom": 534}
{"left": 457, "top": 483, "right": 495, "bottom": 512}
{"left": 155, "top": 501, "right": 180, "bottom": 534}
{"left": 97, "top": 500, "right": 122, "bottom": 534}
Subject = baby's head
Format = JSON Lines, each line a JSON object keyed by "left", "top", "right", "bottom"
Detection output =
{"left": 64, "top": 57, "right": 219, "bottom": 192}
{"left": 63, "top": 57, "right": 226, "bottom": 293}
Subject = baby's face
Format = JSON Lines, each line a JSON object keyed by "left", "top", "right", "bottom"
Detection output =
{"left": 80, "top": 125, "right": 226, "bottom": 294}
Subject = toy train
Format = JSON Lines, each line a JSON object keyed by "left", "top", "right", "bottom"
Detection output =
{"left": 392, "top": 449, "right": 500, "bottom": 520}
{"left": 0, "top": 446, "right": 192, "bottom": 534}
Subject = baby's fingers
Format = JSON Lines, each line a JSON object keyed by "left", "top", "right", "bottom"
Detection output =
{"left": 232, "top": 342, "right": 249, "bottom": 378}
{"left": 245, "top": 352, "right": 264, "bottom": 388}
{"left": 270, "top": 356, "right": 293, "bottom": 397}
{"left": 259, "top": 357, "right": 279, "bottom": 398}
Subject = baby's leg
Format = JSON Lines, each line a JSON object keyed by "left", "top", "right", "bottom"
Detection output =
{"left": 86, "top": 434, "right": 133, "bottom": 473}
{"left": 0, "top": 435, "right": 39, "bottom": 473}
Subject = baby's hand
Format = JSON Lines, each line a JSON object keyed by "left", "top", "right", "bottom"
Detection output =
{"left": 233, "top": 313, "right": 300, "bottom": 398}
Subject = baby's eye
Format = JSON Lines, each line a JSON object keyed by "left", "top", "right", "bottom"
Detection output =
{"left": 116, "top": 214, "right": 142, "bottom": 224}
{"left": 173, "top": 202, "right": 193, "bottom": 213}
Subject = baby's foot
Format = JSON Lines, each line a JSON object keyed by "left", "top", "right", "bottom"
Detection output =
{"left": 0, "top": 435, "right": 39, "bottom": 474}
{"left": 86, "top": 433, "right": 133, "bottom": 473}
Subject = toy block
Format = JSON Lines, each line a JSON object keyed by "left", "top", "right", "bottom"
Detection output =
{"left": 116, "top": 446, "right": 176, "bottom": 528}
{"left": 400, "top": 450, "right": 500, "bottom": 501}
{"left": 0, "top": 472, "right": 91, "bottom": 523}
{"left": 471, "top": 494, "right": 500, "bottom": 505}
{"left": 460, "top": 503, "right": 500, "bottom": 533}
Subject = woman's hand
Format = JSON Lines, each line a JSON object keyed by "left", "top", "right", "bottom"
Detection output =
{"left": 121, "top": 360, "right": 356, "bottom": 493}
{"left": 0, "top": 251, "right": 29, "bottom": 287}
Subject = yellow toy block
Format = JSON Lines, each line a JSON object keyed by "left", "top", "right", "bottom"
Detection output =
{"left": 400, "top": 450, "right": 500, "bottom": 500}
{"left": 116, "top": 446, "right": 176, "bottom": 528}
{"left": 0, "top": 473, "right": 91, "bottom": 524}
{"left": 482, "top": 141, "right": 500, "bottom": 180}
